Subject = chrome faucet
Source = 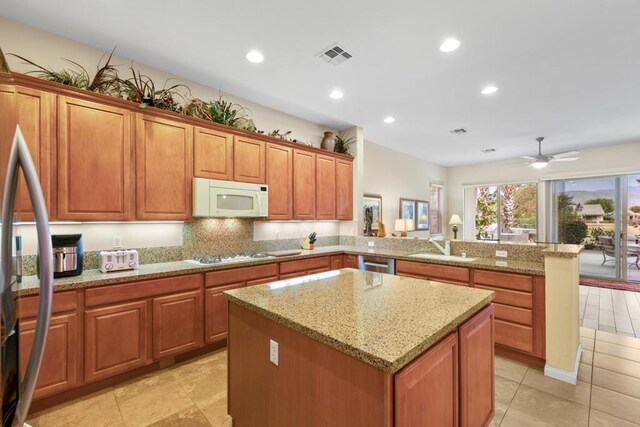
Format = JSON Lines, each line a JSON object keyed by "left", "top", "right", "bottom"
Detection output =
{"left": 429, "top": 238, "right": 451, "bottom": 256}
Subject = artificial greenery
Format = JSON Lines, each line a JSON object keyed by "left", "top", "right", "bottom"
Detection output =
{"left": 333, "top": 134, "right": 355, "bottom": 156}
{"left": 121, "top": 67, "right": 187, "bottom": 112}
{"left": 206, "top": 96, "right": 249, "bottom": 127}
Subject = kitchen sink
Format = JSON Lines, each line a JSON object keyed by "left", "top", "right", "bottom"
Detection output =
{"left": 409, "top": 253, "right": 477, "bottom": 262}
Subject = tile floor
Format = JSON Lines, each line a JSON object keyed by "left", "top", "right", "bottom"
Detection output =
{"left": 27, "top": 328, "right": 640, "bottom": 426}
{"left": 580, "top": 285, "right": 640, "bottom": 337}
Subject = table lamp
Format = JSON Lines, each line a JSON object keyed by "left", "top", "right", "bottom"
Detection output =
{"left": 449, "top": 214, "right": 463, "bottom": 239}
{"left": 395, "top": 219, "right": 414, "bottom": 237}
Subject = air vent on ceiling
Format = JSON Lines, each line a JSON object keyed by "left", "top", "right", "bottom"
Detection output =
{"left": 317, "top": 43, "right": 353, "bottom": 66}
{"left": 449, "top": 128, "right": 468, "bottom": 135}
{"left": 482, "top": 148, "right": 496, "bottom": 153}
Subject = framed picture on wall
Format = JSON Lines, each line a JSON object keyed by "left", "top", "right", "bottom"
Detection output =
{"left": 362, "top": 194, "right": 382, "bottom": 234}
{"left": 416, "top": 200, "right": 430, "bottom": 230}
{"left": 399, "top": 198, "right": 416, "bottom": 222}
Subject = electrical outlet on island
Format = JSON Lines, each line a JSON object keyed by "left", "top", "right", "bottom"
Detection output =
{"left": 496, "top": 250, "right": 508, "bottom": 258}
{"left": 269, "top": 339, "right": 279, "bottom": 366}
{"left": 368, "top": 241, "right": 375, "bottom": 247}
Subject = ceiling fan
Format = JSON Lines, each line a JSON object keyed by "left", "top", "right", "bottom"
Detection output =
{"left": 521, "top": 137, "right": 580, "bottom": 169}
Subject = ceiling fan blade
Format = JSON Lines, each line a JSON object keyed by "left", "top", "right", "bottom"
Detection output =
{"left": 550, "top": 150, "right": 580, "bottom": 158}
{"left": 549, "top": 157, "right": 579, "bottom": 162}
{"left": 520, "top": 155, "right": 537, "bottom": 160}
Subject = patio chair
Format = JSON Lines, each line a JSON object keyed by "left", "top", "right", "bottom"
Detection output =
{"left": 629, "top": 245, "right": 640, "bottom": 269}
{"left": 598, "top": 236, "right": 616, "bottom": 265}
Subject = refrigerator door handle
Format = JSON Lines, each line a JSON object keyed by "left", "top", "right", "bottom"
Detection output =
{"left": 1, "top": 126, "right": 53, "bottom": 425}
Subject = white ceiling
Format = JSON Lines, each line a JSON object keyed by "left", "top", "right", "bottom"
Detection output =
{"left": 2, "top": 0, "right": 640, "bottom": 166}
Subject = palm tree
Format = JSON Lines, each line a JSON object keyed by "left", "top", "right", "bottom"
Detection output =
{"left": 501, "top": 184, "right": 517, "bottom": 231}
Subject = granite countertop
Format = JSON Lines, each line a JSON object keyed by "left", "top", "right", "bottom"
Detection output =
{"left": 224, "top": 268, "right": 494, "bottom": 373}
{"left": 15, "top": 244, "right": 547, "bottom": 296}
{"left": 542, "top": 244, "right": 585, "bottom": 257}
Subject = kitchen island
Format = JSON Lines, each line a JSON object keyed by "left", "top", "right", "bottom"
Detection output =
{"left": 225, "top": 268, "right": 495, "bottom": 427}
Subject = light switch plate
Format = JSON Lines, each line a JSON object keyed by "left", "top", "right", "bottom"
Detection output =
{"left": 496, "top": 250, "right": 508, "bottom": 258}
{"left": 270, "top": 339, "right": 279, "bottom": 366}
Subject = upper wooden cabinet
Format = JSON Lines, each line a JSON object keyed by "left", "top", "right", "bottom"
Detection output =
{"left": 15, "top": 86, "right": 54, "bottom": 221}
{"left": 233, "top": 136, "right": 265, "bottom": 184}
{"left": 136, "top": 114, "right": 193, "bottom": 220}
{"left": 335, "top": 158, "right": 353, "bottom": 220}
{"left": 193, "top": 127, "right": 233, "bottom": 180}
{"left": 266, "top": 143, "right": 293, "bottom": 220}
{"left": 57, "top": 96, "right": 133, "bottom": 220}
{"left": 316, "top": 154, "right": 336, "bottom": 219}
{"left": 293, "top": 149, "right": 316, "bottom": 219}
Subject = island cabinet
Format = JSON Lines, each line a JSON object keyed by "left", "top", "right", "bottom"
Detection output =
{"left": 233, "top": 136, "right": 265, "bottom": 184}
{"left": 83, "top": 274, "right": 203, "bottom": 383}
{"left": 292, "top": 149, "right": 316, "bottom": 219}
{"left": 279, "top": 256, "right": 331, "bottom": 279}
{"left": 18, "top": 291, "right": 81, "bottom": 399}
{"left": 57, "top": 96, "right": 134, "bottom": 221}
{"left": 265, "top": 143, "right": 293, "bottom": 220}
{"left": 135, "top": 113, "right": 193, "bottom": 220}
{"left": 204, "top": 263, "right": 279, "bottom": 343}
{"left": 14, "top": 86, "right": 54, "bottom": 221}
{"left": 335, "top": 158, "right": 353, "bottom": 220}
{"left": 316, "top": 154, "right": 336, "bottom": 219}
{"left": 193, "top": 127, "right": 234, "bottom": 180}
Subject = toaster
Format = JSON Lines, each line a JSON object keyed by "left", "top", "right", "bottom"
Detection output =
{"left": 99, "top": 249, "right": 139, "bottom": 273}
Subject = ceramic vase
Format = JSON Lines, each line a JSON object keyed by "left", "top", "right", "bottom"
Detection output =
{"left": 321, "top": 131, "right": 335, "bottom": 151}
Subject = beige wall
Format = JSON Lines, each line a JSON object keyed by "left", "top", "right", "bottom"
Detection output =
{"left": 363, "top": 140, "right": 447, "bottom": 238}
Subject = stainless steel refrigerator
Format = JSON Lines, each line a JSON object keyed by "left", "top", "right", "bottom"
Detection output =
{"left": 1, "top": 50, "right": 53, "bottom": 426}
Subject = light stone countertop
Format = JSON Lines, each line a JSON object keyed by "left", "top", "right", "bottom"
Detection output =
{"left": 224, "top": 268, "right": 494, "bottom": 373}
{"left": 15, "top": 245, "right": 547, "bottom": 296}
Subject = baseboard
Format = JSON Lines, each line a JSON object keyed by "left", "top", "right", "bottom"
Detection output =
{"left": 544, "top": 344, "right": 582, "bottom": 384}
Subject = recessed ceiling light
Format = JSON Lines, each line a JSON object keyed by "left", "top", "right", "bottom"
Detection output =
{"left": 383, "top": 116, "right": 395, "bottom": 123}
{"left": 481, "top": 85, "right": 498, "bottom": 95}
{"left": 245, "top": 50, "right": 264, "bottom": 63}
{"left": 439, "top": 39, "right": 461, "bottom": 53}
{"left": 482, "top": 148, "right": 496, "bottom": 153}
{"left": 329, "top": 89, "right": 344, "bottom": 100}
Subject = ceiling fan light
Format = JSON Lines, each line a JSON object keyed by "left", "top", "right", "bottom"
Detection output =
{"left": 531, "top": 161, "right": 548, "bottom": 169}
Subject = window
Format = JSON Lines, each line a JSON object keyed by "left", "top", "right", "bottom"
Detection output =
{"left": 473, "top": 183, "right": 537, "bottom": 242}
{"left": 430, "top": 184, "right": 444, "bottom": 234}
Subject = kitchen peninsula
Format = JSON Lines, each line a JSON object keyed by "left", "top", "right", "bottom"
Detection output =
{"left": 225, "top": 269, "right": 495, "bottom": 426}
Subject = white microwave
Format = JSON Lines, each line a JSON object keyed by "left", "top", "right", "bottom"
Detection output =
{"left": 193, "top": 178, "right": 268, "bottom": 217}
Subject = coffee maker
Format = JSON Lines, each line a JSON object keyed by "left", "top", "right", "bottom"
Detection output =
{"left": 44, "top": 234, "right": 83, "bottom": 278}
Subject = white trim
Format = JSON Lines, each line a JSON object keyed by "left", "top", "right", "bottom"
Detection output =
{"left": 461, "top": 178, "right": 539, "bottom": 188}
{"left": 539, "top": 167, "right": 640, "bottom": 181}
{"left": 543, "top": 344, "right": 582, "bottom": 385}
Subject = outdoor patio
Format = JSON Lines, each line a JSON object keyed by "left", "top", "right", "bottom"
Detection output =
{"left": 580, "top": 285, "right": 640, "bottom": 338}
{"left": 579, "top": 248, "right": 640, "bottom": 282}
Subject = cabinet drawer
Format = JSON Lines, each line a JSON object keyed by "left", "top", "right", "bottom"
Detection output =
{"left": 85, "top": 274, "right": 203, "bottom": 306}
{"left": 19, "top": 290, "right": 78, "bottom": 318}
{"left": 396, "top": 261, "right": 469, "bottom": 283}
{"left": 473, "top": 270, "right": 533, "bottom": 292}
{"left": 495, "top": 320, "right": 533, "bottom": 354}
{"left": 494, "top": 303, "right": 532, "bottom": 326}
{"left": 475, "top": 285, "right": 532, "bottom": 309}
{"left": 205, "top": 263, "right": 279, "bottom": 287}
{"left": 280, "top": 256, "right": 331, "bottom": 274}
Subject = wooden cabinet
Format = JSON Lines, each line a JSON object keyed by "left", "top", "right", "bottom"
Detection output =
{"left": 193, "top": 127, "right": 233, "bottom": 180}
{"left": 344, "top": 255, "right": 358, "bottom": 269}
{"left": 280, "top": 256, "right": 331, "bottom": 279}
{"left": 234, "top": 136, "right": 265, "bottom": 183}
{"left": 331, "top": 255, "right": 344, "bottom": 270}
{"left": 57, "top": 96, "right": 133, "bottom": 220}
{"left": 459, "top": 305, "right": 495, "bottom": 427}
{"left": 136, "top": 114, "right": 193, "bottom": 220}
{"left": 335, "top": 158, "right": 353, "bottom": 220}
{"left": 153, "top": 290, "right": 203, "bottom": 358}
{"left": 266, "top": 143, "right": 293, "bottom": 219}
{"left": 84, "top": 300, "right": 149, "bottom": 383}
{"left": 15, "top": 86, "right": 54, "bottom": 221}
{"left": 206, "top": 283, "right": 244, "bottom": 343}
{"left": 19, "top": 291, "right": 80, "bottom": 399}
{"left": 316, "top": 154, "right": 336, "bottom": 219}
{"left": 395, "top": 332, "right": 459, "bottom": 426}
{"left": 396, "top": 260, "right": 470, "bottom": 286}
{"left": 293, "top": 149, "right": 316, "bottom": 219}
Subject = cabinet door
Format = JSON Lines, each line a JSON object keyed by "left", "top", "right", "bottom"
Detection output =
{"left": 58, "top": 96, "right": 133, "bottom": 220}
{"left": 293, "top": 149, "right": 316, "bottom": 219}
{"left": 194, "top": 127, "right": 233, "bottom": 180}
{"left": 234, "top": 136, "right": 265, "bottom": 183}
{"left": 395, "top": 332, "right": 458, "bottom": 427}
{"left": 266, "top": 143, "right": 293, "bottom": 220}
{"left": 316, "top": 154, "right": 336, "bottom": 219}
{"left": 336, "top": 158, "right": 353, "bottom": 220}
{"left": 20, "top": 312, "right": 79, "bottom": 399}
{"left": 205, "top": 283, "right": 244, "bottom": 343}
{"left": 136, "top": 114, "right": 193, "bottom": 220}
{"left": 459, "top": 305, "right": 495, "bottom": 427}
{"left": 15, "top": 86, "right": 53, "bottom": 221}
{"left": 85, "top": 300, "right": 149, "bottom": 383}
{"left": 153, "top": 290, "right": 203, "bottom": 359}
{"left": 344, "top": 255, "right": 358, "bottom": 269}
{"left": 331, "top": 255, "right": 344, "bottom": 270}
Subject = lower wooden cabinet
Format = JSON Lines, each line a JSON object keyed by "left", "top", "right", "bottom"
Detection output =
{"left": 330, "top": 255, "right": 344, "bottom": 270}
{"left": 153, "top": 290, "right": 203, "bottom": 358}
{"left": 84, "top": 300, "right": 150, "bottom": 383}
{"left": 279, "top": 256, "right": 331, "bottom": 279}
{"left": 344, "top": 255, "right": 358, "bottom": 268}
{"left": 205, "top": 283, "right": 244, "bottom": 344}
{"left": 396, "top": 260, "right": 470, "bottom": 286}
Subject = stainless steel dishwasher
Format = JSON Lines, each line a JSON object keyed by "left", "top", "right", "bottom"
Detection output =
{"left": 357, "top": 255, "right": 395, "bottom": 274}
